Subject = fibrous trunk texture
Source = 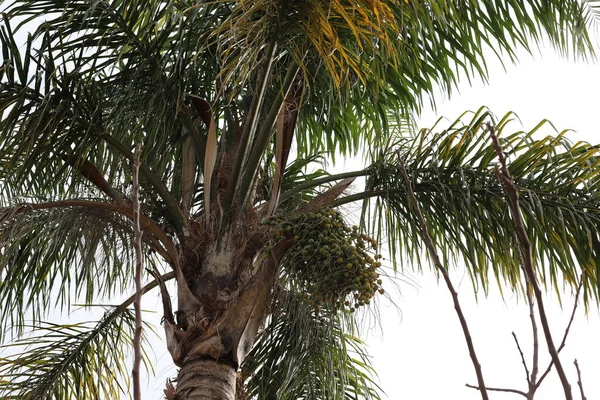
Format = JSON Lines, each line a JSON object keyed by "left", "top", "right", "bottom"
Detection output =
{"left": 175, "top": 357, "right": 237, "bottom": 400}
{"left": 163, "top": 228, "right": 286, "bottom": 399}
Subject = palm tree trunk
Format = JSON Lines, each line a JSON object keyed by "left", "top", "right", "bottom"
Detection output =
{"left": 176, "top": 357, "right": 237, "bottom": 400}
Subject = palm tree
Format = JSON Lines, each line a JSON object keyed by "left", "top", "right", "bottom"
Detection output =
{"left": 1, "top": 1, "right": 600, "bottom": 399}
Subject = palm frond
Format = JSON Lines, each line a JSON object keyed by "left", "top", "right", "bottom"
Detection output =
{"left": 0, "top": 203, "right": 138, "bottom": 340}
{"left": 1, "top": 0, "right": 596, "bottom": 220}
{"left": 290, "top": 0, "right": 594, "bottom": 157}
{"left": 583, "top": 0, "right": 600, "bottom": 34}
{"left": 350, "top": 109, "right": 600, "bottom": 302}
{"left": 1, "top": 1, "right": 599, "bottom": 397}
{"left": 0, "top": 309, "right": 152, "bottom": 400}
{"left": 0, "top": 2, "right": 190, "bottom": 231}
{"left": 243, "top": 287, "right": 381, "bottom": 400}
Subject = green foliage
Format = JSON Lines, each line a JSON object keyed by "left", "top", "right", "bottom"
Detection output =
{"left": 0, "top": 204, "right": 135, "bottom": 340}
{"left": 0, "top": 0, "right": 594, "bottom": 200}
{"left": 255, "top": 153, "right": 330, "bottom": 208}
{"left": 0, "top": 309, "right": 149, "bottom": 400}
{"left": 360, "top": 109, "right": 600, "bottom": 301}
{"left": 0, "top": 0, "right": 599, "bottom": 398}
{"left": 243, "top": 288, "right": 381, "bottom": 400}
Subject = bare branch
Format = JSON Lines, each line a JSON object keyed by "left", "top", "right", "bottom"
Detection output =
{"left": 536, "top": 279, "right": 583, "bottom": 389}
{"left": 512, "top": 332, "right": 531, "bottom": 384}
{"left": 398, "top": 158, "right": 489, "bottom": 400}
{"left": 527, "top": 285, "right": 539, "bottom": 393}
{"left": 489, "top": 123, "right": 572, "bottom": 400}
{"left": 574, "top": 359, "right": 587, "bottom": 400}
{"left": 132, "top": 143, "right": 144, "bottom": 400}
{"left": 466, "top": 384, "right": 527, "bottom": 397}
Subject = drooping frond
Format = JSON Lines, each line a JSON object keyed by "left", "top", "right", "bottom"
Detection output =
{"left": 243, "top": 287, "right": 381, "bottom": 400}
{"left": 0, "top": 1, "right": 190, "bottom": 231}
{"left": 1, "top": 0, "right": 596, "bottom": 211}
{"left": 0, "top": 203, "right": 137, "bottom": 340}
{"left": 0, "top": 309, "right": 151, "bottom": 400}
{"left": 583, "top": 0, "right": 600, "bottom": 34}
{"left": 351, "top": 109, "right": 600, "bottom": 302}
{"left": 286, "top": 0, "right": 595, "bottom": 157}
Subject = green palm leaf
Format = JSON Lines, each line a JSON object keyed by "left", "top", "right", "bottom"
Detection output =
{"left": 0, "top": 309, "right": 152, "bottom": 400}
{"left": 0, "top": 203, "right": 137, "bottom": 339}
{"left": 347, "top": 109, "right": 600, "bottom": 301}
{"left": 244, "top": 287, "right": 381, "bottom": 400}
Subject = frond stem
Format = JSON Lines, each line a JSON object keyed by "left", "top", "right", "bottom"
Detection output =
{"left": 221, "top": 38, "right": 278, "bottom": 229}
{"left": 9, "top": 200, "right": 179, "bottom": 268}
{"left": 239, "top": 61, "right": 299, "bottom": 210}
{"left": 280, "top": 169, "right": 369, "bottom": 204}
{"left": 99, "top": 133, "right": 186, "bottom": 235}
{"left": 329, "top": 190, "right": 389, "bottom": 208}
{"left": 180, "top": 105, "right": 207, "bottom": 172}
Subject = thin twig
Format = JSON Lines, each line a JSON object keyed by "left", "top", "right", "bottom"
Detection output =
{"left": 574, "top": 359, "right": 587, "bottom": 400}
{"left": 399, "top": 158, "right": 489, "bottom": 400}
{"left": 536, "top": 279, "right": 583, "bottom": 389}
{"left": 527, "top": 285, "right": 539, "bottom": 395}
{"left": 489, "top": 123, "right": 572, "bottom": 400}
{"left": 466, "top": 384, "right": 527, "bottom": 397}
{"left": 512, "top": 332, "right": 531, "bottom": 384}
{"left": 132, "top": 143, "right": 144, "bottom": 400}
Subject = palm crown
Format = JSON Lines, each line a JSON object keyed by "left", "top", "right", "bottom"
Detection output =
{"left": 1, "top": 1, "right": 600, "bottom": 399}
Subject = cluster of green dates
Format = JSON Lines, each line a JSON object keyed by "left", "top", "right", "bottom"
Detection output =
{"left": 268, "top": 208, "right": 384, "bottom": 312}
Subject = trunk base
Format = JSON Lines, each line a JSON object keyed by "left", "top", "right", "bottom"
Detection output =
{"left": 176, "top": 357, "right": 236, "bottom": 400}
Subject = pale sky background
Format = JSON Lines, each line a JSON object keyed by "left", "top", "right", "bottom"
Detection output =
{"left": 3, "top": 15, "right": 600, "bottom": 399}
